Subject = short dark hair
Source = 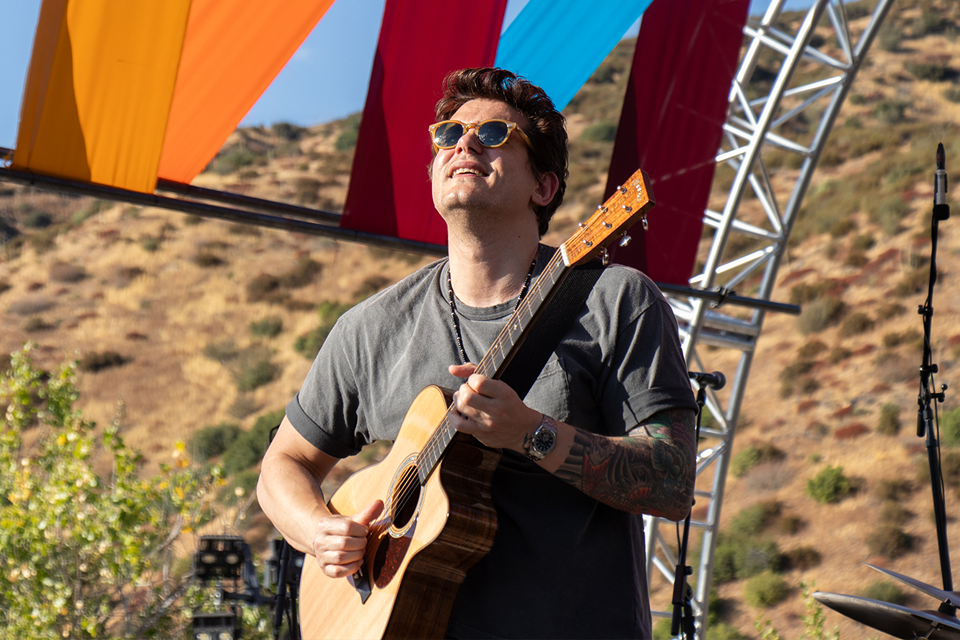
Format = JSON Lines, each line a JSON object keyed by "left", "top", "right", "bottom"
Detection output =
{"left": 434, "top": 68, "right": 568, "bottom": 236}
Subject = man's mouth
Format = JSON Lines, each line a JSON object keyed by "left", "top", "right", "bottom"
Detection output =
{"left": 451, "top": 167, "right": 487, "bottom": 178}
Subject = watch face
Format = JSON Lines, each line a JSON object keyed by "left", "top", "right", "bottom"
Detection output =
{"left": 533, "top": 427, "right": 556, "bottom": 453}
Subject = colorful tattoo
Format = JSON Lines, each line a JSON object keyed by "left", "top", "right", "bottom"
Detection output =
{"left": 554, "top": 408, "right": 696, "bottom": 518}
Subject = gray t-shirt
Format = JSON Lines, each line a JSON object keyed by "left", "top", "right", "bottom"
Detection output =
{"left": 287, "top": 244, "right": 696, "bottom": 639}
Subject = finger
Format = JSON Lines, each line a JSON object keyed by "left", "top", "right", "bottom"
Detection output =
{"left": 351, "top": 500, "right": 384, "bottom": 527}
{"left": 449, "top": 362, "right": 477, "bottom": 378}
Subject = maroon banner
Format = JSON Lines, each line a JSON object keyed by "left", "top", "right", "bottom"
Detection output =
{"left": 606, "top": 0, "right": 750, "bottom": 284}
{"left": 339, "top": 0, "right": 508, "bottom": 245}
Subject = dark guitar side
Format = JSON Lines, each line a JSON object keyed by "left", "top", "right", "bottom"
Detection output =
{"left": 299, "top": 385, "right": 500, "bottom": 640}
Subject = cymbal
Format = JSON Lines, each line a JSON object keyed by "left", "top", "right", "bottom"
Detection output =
{"left": 814, "top": 592, "right": 960, "bottom": 640}
{"left": 866, "top": 563, "right": 960, "bottom": 609}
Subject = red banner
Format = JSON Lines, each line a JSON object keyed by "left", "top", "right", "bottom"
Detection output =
{"left": 606, "top": 0, "right": 750, "bottom": 284}
{"left": 339, "top": 0, "right": 508, "bottom": 245}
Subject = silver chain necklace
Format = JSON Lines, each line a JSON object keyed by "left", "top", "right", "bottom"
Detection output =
{"left": 446, "top": 257, "right": 537, "bottom": 365}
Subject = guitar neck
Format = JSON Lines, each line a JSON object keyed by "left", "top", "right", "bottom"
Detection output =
{"left": 416, "top": 249, "right": 570, "bottom": 482}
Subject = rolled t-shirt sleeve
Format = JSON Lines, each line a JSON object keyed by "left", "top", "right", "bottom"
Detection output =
{"left": 285, "top": 313, "right": 369, "bottom": 459}
{"left": 613, "top": 297, "right": 698, "bottom": 429}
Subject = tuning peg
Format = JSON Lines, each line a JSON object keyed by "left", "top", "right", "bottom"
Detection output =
{"left": 601, "top": 248, "right": 610, "bottom": 266}
{"left": 641, "top": 215, "right": 648, "bottom": 231}
{"left": 619, "top": 234, "right": 631, "bottom": 247}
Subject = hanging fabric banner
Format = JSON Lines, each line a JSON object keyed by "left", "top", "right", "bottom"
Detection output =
{"left": 606, "top": 0, "right": 750, "bottom": 285}
{"left": 339, "top": 0, "right": 507, "bottom": 245}
{"left": 158, "top": 0, "right": 335, "bottom": 184}
{"left": 494, "top": 0, "right": 653, "bottom": 111}
{"left": 13, "top": 0, "right": 192, "bottom": 192}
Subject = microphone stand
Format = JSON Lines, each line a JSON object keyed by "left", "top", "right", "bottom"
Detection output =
{"left": 672, "top": 373, "right": 722, "bottom": 638}
{"left": 916, "top": 142, "right": 953, "bottom": 613}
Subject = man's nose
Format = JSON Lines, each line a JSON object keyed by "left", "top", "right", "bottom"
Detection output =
{"left": 454, "top": 124, "right": 483, "bottom": 154}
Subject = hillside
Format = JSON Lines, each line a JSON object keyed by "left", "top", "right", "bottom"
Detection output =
{"left": 2, "top": 1, "right": 960, "bottom": 636}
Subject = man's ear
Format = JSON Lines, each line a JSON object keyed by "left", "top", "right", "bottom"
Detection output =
{"left": 531, "top": 172, "right": 559, "bottom": 208}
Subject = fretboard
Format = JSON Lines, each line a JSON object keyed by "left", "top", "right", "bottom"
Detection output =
{"left": 415, "top": 249, "right": 570, "bottom": 483}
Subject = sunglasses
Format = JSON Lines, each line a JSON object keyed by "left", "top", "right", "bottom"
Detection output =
{"left": 429, "top": 119, "right": 532, "bottom": 152}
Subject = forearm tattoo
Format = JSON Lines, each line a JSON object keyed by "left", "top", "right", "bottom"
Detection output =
{"left": 554, "top": 408, "right": 697, "bottom": 518}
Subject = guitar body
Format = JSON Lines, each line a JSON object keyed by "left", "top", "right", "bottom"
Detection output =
{"left": 299, "top": 385, "right": 501, "bottom": 640}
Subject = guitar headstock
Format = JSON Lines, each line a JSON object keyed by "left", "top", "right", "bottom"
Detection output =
{"left": 560, "top": 168, "right": 654, "bottom": 267}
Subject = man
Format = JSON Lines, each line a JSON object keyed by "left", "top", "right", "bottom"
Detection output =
{"left": 257, "top": 67, "right": 698, "bottom": 639}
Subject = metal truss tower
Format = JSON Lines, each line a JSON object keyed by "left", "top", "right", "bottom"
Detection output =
{"left": 643, "top": 0, "right": 896, "bottom": 635}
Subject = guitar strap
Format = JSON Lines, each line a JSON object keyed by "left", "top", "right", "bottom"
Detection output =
{"left": 499, "top": 258, "right": 605, "bottom": 399}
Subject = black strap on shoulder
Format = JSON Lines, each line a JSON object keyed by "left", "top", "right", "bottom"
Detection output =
{"left": 499, "top": 259, "right": 605, "bottom": 399}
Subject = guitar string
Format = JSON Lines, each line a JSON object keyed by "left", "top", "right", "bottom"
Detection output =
{"left": 359, "top": 196, "right": 632, "bottom": 561}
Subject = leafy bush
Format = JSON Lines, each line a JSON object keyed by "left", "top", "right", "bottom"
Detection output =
{"left": 0, "top": 345, "right": 221, "bottom": 638}
{"left": 873, "top": 196, "right": 911, "bottom": 236}
{"left": 22, "top": 208, "right": 52, "bottom": 229}
{"left": 839, "top": 311, "right": 874, "bottom": 337}
{"left": 905, "top": 62, "right": 952, "bottom": 83}
{"left": 805, "top": 465, "right": 852, "bottom": 504}
{"left": 876, "top": 478, "right": 914, "bottom": 502}
{"left": 731, "top": 444, "right": 785, "bottom": 478}
{"left": 203, "top": 339, "right": 240, "bottom": 363}
{"left": 581, "top": 121, "right": 618, "bottom": 143}
{"left": 77, "top": 350, "right": 128, "bottom": 373}
{"left": 250, "top": 316, "right": 283, "bottom": 338}
{"left": 782, "top": 545, "right": 822, "bottom": 571}
{"left": 797, "top": 339, "right": 827, "bottom": 360}
{"left": 193, "top": 250, "right": 227, "bottom": 268}
{"left": 878, "top": 403, "right": 901, "bottom": 436}
{"left": 938, "top": 406, "right": 960, "bottom": 447}
{"left": 221, "top": 409, "right": 284, "bottom": 475}
{"left": 862, "top": 580, "right": 908, "bottom": 605}
{"left": 190, "top": 422, "right": 243, "bottom": 460}
{"left": 744, "top": 572, "right": 790, "bottom": 608}
{"left": 272, "top": 121, "right": 305, "bottom": 141}
{"left": 731, "top": 501, "right": 782, "bottom": 537}
{"left": 234, "top": 351, "right": 279, "bottom": 392}
{"left": 796, "top": 296, "right": 845, "bottom": 335}
{"left": 295, "top": 301, "right": 353, "bottom": 359}
{"left": 213, "top": 149, "right": 259, "bottom": 175}
{"left": 873, "top": 99, "right": 907, "bottom": 125}
{"left": 279, "top": 258, "right": 322, "bottom": 289}
{"left": 867, "top": 522, "right": 912, "bottom": 558}
{"left": 247, "top": 273, "right": 283, "bottom": 303}
{"left": 944, "top": 87, "right": 960, "bottom": 104}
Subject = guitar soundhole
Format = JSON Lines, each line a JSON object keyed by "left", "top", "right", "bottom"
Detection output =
{"left": 391, "top": 465, "right": 421, "bottom": 530}
{"left": 371, "top": 464, "right": 420, "bottom": 587}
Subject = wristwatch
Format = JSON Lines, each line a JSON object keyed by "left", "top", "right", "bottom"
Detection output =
{"left": 525, "top": 415, "right": 558, "bottom": 462}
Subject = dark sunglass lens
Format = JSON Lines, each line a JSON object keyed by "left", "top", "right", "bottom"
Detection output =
{"left": 434, "top": 122, "right": 465, "bottom": 148}
{"left": 477, "top": 121, "right": 509, "bottom": 147}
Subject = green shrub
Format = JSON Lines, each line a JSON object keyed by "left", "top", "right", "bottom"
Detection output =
{"left": 279, "top": 258, "right": 322, "bottom": 289}
{"left": 250, "top": 316, "right": 283, "bottom": 338}
{"left": 944, "top": 87, "right": 960, "bottom": 104}
{"left": 782, "top": 545, "right": 822, "bottom": 570}
{"left": 862, "top": 580, "right": 908, "bottom": 605}
{"left": 581, "top": 121, "right": 618, "bottom": 143}
{"left": 915, "top": 12, "right": 952, "bottom": 36}
{"left": 190, "top": 422, "right": 242, "bottom": 460}
{"left": 712, "top": 533, "right": 782, "bottom": 583}
{"left": 839, "top": 311, "right": 875, "bottom": 337}
{"left": 77, "top": 350, "right": 128, "bottom": 373}
{"left": 193, "top": 250, "right": 227, "bottom": 268}
{"left": 866, "top": 522, "right": 912, "bottom": 558}
{"left": 213, "top": 149, "right": 259, "bottom": 175}
{"left": 828, "top": 217, "right": 856, "bottom": 238}
{"left": 221, "top": 409, "right": 285, "bottom": 475}
{"left": 878, "top": 403, "right": 901, "bottom": 435}
{"left": 203, "top": 339, "right": 240, "bottom": 363}
{"left": 873, "top": 196, "right": 911, "bottom": 236}
{"left": 905, "top": 62, "right": 951, "bottom": 83}
{"left": 873, "top": 99, "right": 907, "bottom": 125}
{"left": 876, "top": 477, "right": 914, "bottom": 501}
{"left": 797, "top": 340, "right": 827, "bottom": 360}
{"left": 796, "top": 296, "right": 845, "bottom": 335}
{"left": 731, "top": 501, "right": 782, "bottom": 537}
{"left": 246, "top": 273, "right": 283, "bottom": 303}
{"left": 877, "top": 23, "right": 901, "bottom": 51}
{"left": 140, "top": 235, "right": 162, "bottom": 252}
{"left": 941, "top": 406, "right": 960, "bottom": 447}
{"left": 234, "top": 354, "right": 279, "bottom": 392}
{"left": 22, "top": 209, "right": 52, "bottom": 229}
{"left": 272, "top": 121, "right": 305, "bottom": 141}
{"left": 805, "top": 465, "right": 852, "bottom": 504}
{"left": 744, "top": 572, "right": 790, "bottom": 608}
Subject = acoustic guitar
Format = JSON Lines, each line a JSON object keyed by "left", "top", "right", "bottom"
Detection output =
{"left": 299, "top": 168, "right": 654, "bottom": 639}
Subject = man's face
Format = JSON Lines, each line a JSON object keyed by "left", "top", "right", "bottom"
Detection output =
{"left": 430, "top": 98, "right": 542, "bottom": 224}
